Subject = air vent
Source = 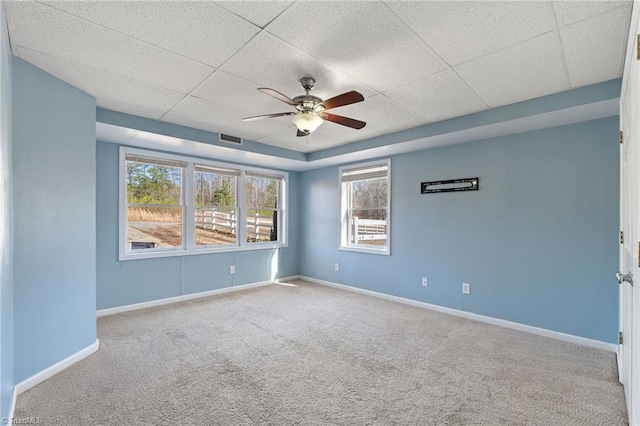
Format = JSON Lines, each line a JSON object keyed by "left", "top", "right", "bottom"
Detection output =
{"left": 219, "top": 133, "right": 243, "bottom": 145}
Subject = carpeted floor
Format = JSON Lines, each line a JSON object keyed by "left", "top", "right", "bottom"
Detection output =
{"left": 15, "top": 280, "right": 627, "bottom": 425}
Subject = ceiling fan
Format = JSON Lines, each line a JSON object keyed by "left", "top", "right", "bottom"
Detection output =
{"left": 243, "top": 77, "right": 366, "bottom": 137}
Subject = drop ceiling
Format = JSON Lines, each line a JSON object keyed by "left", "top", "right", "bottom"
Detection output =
{"left": 4, "top": 0, "right": 632, "bottom": 153}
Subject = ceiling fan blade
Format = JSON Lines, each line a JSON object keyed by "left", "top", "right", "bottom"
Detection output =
{"left": 258, "top": 88, "right": 298, "bottom": 106}
{"left": 243, "top": 112, "right": 295, "bottom": 122}
{"left": 297, "top": 129, "right": 309, "bottom": 137}
{"left": 319, "top": 91, "right": 364, "bottom": 111}
{"left": 320, "top": 112, "right": 366, "bottom": 129}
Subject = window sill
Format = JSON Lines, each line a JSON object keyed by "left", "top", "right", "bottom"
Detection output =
{"left": 119, "top": 242, "right": 288, "bottom": 261}
{"left": 339, "top": 245, "right": 390, "bottom": 256}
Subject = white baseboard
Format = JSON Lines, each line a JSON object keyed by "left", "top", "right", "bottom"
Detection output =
{"left": 7, "top": 385, "right": 16, "bottom": 422}
{"left": 301, "top": 276, "right": 617, "bottom": 353}
{"left": 274, "top": 275, "right": 300, "bottom": 283}
{"left": 15, "top": 339, "right": 100, "bottom": 395}
{"left": 97, "top": 276, "right": 299, "bottom": 317}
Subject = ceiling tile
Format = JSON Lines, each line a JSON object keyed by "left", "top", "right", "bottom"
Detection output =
{"left": 215, "top": 1, "right": 293, "bottom": 28}
{"left": 8, "top": 1, "right": 213, "bottom": 94}
{"left": 454, "top": 32, "right": 570, "bottom": 108}
{"left": 15, "top": 46, "right": 184, "bottom": 114}
{"left": 266, "top": 1, "right": 446, "bottom": 92}
{"left": 552, "top": 1, "right": 629, "bottom": 27}
{"left": 335, "top": 95, "right": 427, "bottom": 134}
{"left": 385, "top": 1, "right": 556, "bottom": 67}
{"left": 312, "top": 120, "right": 382, "bottom": 144}
{"left": 192, "top": 71, "right": 297, "bottom": 116}
{"left": 163, "top": 111, "right": 279, "bottom": 144}
{"left": 384, "top": 69, "right": 488, "bottom": 122}
{"left": 96, "top": 99, "right": 166, "bottom": 121}
{"left": 4, "top": 0, "right": 630, "bottom": 154}
{"left": 41, "top": 0, "right": 259, "bottom": 68}
{"left": 166, "top": 96, "right": 291, "bottom": 142}
{"left": 257, "top": 126, "right": 344, "bottom": 153}
{"left": 560, "top": 5, "right": 630, "bottom": 88}
{"left": 161, "top": 113, "right": 223, "bottom": 134}
{"left": 220, "top": 32, "right": 376, "bottom": 100}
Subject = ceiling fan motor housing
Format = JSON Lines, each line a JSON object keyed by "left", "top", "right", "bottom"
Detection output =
{"left": 296, "top": 77, "right": 323, "bottom": 112}
{"left": 293, "top": 95, "right": 323, "bottom": 112}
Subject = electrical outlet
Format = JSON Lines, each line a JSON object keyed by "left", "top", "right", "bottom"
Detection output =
{"left": 335, "top": 263, "right": 340, "bottom": 272}
{"left": 230, "top": 265, "right": 235, "bottom": 274}
{"left": 422, "top": 277, "right": 428, "bottom": 286}
{"left": 462, "top": 282, "right": 470, "bottom": 294}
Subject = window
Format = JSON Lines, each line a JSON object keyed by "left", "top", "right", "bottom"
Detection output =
{"left": 194, "top": 165, "right": 239, "bottom": 247}
{"left": 120, "top": 147, "right": 287, "bottom": 260}
{"left": 245, "top": 172, "right": 282, "bottom": 244}
{"left": 339, "top": 159, "right": 390, "bottom": 255}
{"left": 125, "top": 154, "right": 186, "bottom": 251}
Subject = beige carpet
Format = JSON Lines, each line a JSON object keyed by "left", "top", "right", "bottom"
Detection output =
{"left": 15, "top": 280, "right": 627, "bottom": 425}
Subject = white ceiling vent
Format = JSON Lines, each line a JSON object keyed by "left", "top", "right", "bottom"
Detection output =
{"left": 219, "top": 133, "right": 243, "bottom": 145}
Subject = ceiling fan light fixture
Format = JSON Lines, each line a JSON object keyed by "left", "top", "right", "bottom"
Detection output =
{"left": 245, "top": 79, "right": 366, "bottom": 138}
{"left": 292, "top": 111, "right": 323, "bottom": 133}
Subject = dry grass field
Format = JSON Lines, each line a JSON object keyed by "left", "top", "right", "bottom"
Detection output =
{"left": 128, "top": 207, "right": 237, "bottom": 246}
{"left": 128, "top": 206, "right": 182, "bottom": 223}
{"left": 128, "top": 222, "right": 237, "bottom": 247}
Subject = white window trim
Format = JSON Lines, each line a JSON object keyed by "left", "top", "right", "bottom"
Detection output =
{"left": 119, "top": 147, "right": 288, "bottom": 261}
{"left": 338, "top": 158, "right": 391, "bottom": 256}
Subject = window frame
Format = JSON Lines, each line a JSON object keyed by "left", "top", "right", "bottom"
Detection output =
{"left": 192, "top": 164, "right": 241, "bottom": 249}
{"left": 338, "top": 159, "right": 391, "bottom": 256}
{"left": 244, "top": 171, "right": 284, "bottom": 247}
{"left": 119, "top": 147, "right": 288, "bottom": 261}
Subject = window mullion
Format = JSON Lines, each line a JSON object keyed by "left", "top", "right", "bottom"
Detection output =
{"left": 238, "top": 169, "right": 246, "bottom": 247}
{"left": 119, "top": 148, "right": 127, "bottom": 261}
{"left": 184, "top": 162, "right": 195, "bottom": 250}
{"left": 279, "top": 178, "right": 284, "bottom": 245}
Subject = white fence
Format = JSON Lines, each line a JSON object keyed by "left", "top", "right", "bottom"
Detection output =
{"left": 352, "top": 217, "right": 387, "bottom": 242}
{"left": 195, "top": 209, "right": 275, "bottom": 240}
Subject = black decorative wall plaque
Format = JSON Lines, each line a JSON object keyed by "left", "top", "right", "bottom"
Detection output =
{"left": 421, "top": 177, "right": 479, "bottom": 194}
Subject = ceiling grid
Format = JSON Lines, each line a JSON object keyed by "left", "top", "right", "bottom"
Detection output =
{"left": 4, "top": 0, "right": 632, "bottom": 153}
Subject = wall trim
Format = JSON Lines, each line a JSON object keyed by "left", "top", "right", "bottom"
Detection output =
{"left": 299, "top": 276, "right": 617, "bottom": 353}
{"left": 7, "top": 385, "right": 16, "bottom": 422}
{"left": 96, "top": 276, "right": 299, "bottom": 317}
{"left": 15, "top": 339, "right": 100, "bottom": 395}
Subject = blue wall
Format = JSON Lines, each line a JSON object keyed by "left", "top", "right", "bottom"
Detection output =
{"left": 0, "top": 8, "right": 619, "bottom": 415}
{"left": 12, "top": 58, "right": 97, "bottom": 382}
{"left": 96, "top": 141, "right": 300, "bottom": 309}
{"left": 0, "top": 1, "right": 13, "bottom": 419}
{"left": 300, "top": 117, "right": 619, "bottom": 343}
